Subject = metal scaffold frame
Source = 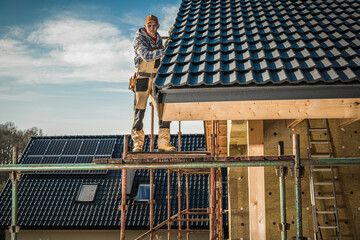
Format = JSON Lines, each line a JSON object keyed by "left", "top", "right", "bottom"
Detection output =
{"left": 1, "top": 134, "right": 360, "bottom": 240}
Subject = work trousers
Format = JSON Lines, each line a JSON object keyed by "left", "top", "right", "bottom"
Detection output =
{"left": 132, "top": 76, "right": 170, "bottom": 131}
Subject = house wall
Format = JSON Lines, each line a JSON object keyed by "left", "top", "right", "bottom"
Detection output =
{"left": 228, "top": 119, "right": 360, "bottom": 240}
{"left": 5, "top": 229, "right": 209, "bottom": 240}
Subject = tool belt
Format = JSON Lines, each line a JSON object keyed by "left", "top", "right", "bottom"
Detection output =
{"left": 138, "top": 72, "right": 157, "bottom": 78}
{"left": 128, "top": 72, "right": 137, "bottom": 92}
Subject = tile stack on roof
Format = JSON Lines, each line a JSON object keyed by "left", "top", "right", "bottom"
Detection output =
{"left": 0, "top": 134, "right": 227, "bottom": 229}
{"left": 155, "top": 0, "right": 360, "bottom": 89}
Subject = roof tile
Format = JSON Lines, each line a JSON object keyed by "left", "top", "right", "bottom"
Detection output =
{"left": 155, "top": 0, "right": 360, "bottom": 96}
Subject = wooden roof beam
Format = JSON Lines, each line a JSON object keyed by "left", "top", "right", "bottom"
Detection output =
{"left": 161, "top": 98, "right": 360, "bottom": 121}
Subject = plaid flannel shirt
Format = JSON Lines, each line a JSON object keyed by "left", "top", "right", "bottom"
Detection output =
{"left": 133, "top": 28, "right": 164, "bottom": 68}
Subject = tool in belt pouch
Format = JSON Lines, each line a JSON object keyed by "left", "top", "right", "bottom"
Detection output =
{"left": 128, "top": 72, "right": 137, "bottom": 92}
{"left": 129, "top": 59, "right": 159, "bottom": 91}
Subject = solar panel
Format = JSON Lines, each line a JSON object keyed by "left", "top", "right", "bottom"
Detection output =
{"left": 61, "top": 140, "right": 82, "bottom": 155}
{"left": 78, "top": 139, "right": 98, "bottom": 155}
{"left": 96, "top": 139, "right": 117, "bottom": 155}
{"left": 42, "top": 156, "right": 59, "bottom": 164}
{"left": 26, "top": 139, "right": 50, "bottom": 156}
{"left": 59, "top": 156, "right": 76, "bottom": 164}
{"left": 45, "top": 139, "right": 67, "bottom": 155}
{"left": 21, "top": 137, "right": 117, "bottom": 175}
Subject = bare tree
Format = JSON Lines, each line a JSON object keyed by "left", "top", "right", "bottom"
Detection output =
{"left": 0, "top": 122, "right": 43, "bottom": 182}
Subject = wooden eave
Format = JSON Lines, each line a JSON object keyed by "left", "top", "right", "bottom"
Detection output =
{"left": 161, "top": 98, "right": 360, "bottom": 121}
{"left": 156, "top": 83, "right": 360, "bottom": 121}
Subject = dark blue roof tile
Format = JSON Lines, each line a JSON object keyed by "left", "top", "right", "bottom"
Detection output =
{"left": 155, "top": 0, "right": 360, "bottom": 92}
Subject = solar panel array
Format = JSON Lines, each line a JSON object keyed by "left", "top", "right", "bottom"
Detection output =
{"left": 20, "top": 137, "right": 117, "bottom": 174}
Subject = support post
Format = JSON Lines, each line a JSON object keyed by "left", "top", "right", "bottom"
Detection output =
{"left": 123, "top": 135, "right": 128, "bottom": 160}
{"left": 120, "top": 136, "right": 128, "bottom": 240}
{"left": 178, "top": 171, "right": 182, "bottom": 240}
{"left": 217, "top": 168, "right": 223, "bottom": 239}
{"left": 150, "top": 102, "right": 155, "bottom": 152}
{"left": 210, "top": 122, "right": 216, "bottom": 239}
{"left": 10, "top": 146, "right": 19, "bottom": 240}
{"left": 247, "top": 120, "right": 266, "bottom": 240}
{"left": 292, "top": 134, "right": 306, "bottom": 240}
{"left": 150, "top": 169, "right": 154, "bottom": 239}
{"left": 277, "top": 141, "right": 289, "bottom": 240}
{"left": 210, "top": 134, "right": 215, "bottom": 158}
{"left": 216, "top": 121, "right": 220, "bottom": 156}
{"left": 186, "top": 174, "right": 190, "bottom": 240}
{"left": 209, "top": 168, "right": 216, "bottom": 240}
{"left": 278, "top": 167, "right": 288, "bottom": 240}
{"left": 120, "top": 169, "right": 127, "bottom": 240}
{"left": 178, "top": 121, "right": 182, "bottom": 152}
{"left": 212, "top": 121, "right": 219, "bottom": 157}
{"left": 167, "top": 170, "right": 171, "bottom": 240}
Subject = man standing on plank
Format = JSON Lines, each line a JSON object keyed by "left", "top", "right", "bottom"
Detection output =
{"left": 131, "top": 14, "right": 175, "bottom": 152}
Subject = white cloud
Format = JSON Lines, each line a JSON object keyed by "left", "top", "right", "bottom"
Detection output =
{"left": 0, "top": 17, "right": 135, "bottom": 84}
{"left": 0, "top": 3, "right": 180, "bottom": 85}
{"left": 0, "top": 38, "right": 27, "bottom": 54}
{"left": 118, "top": 14, "right": 144, "bottom": 29}
{"left": 99, "top": 88, "right": 132, "bottom": 93}
{"left": 158, "top": 4, "right": 180, "bottom": 36}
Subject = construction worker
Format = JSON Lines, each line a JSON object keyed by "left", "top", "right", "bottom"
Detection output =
{"left": 131, "top": 14, "right": 175, "bottom": 152}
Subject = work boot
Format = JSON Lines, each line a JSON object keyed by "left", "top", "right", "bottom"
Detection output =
{"left": 157, "top": 128, "right": 176, "bottom": 152}
{"left": 131, "top": 129, "right": 145, "bottom": 152}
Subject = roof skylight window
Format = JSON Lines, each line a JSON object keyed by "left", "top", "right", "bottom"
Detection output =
{"left": 77, "top": 183, "right": 98, "bottom": 202}
{"left": 136, "top": 184, "right": 154, "bottom": 202}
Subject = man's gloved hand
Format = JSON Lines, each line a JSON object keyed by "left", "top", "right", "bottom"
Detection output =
{"left": 164, "top": 26, "right": 175, "bottom": 49}
{"left": 168, "top": 26, "right": 174, "bottom": 36}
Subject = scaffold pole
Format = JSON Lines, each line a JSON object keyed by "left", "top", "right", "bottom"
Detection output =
{"left": 293, "top": 134, "right": 306, "bottom": 240}
{"left": 2, "top": 156, "right": 360, "bottom": 172}
{"left": 120, "top": 136, "right": 128, "bottom": 240}
{"left": 10, "top": 146, "right": 19, "bottom": 240}
{"left": 167, "top": 169, "right": 171, "bottom": 240}
{"left": 150, "top": 169, "right": 154, "bottom": 239}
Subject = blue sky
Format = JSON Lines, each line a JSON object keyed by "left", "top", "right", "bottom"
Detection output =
{"left": 0, "top": 0, "right": 203, "bottom": 135}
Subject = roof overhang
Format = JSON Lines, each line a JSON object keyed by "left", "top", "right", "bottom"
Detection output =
{"left": 157, "top": 84, "right": 360, "bottom": 103}
{"left": 156, "top": 84, "right": 360, "bottom": 121}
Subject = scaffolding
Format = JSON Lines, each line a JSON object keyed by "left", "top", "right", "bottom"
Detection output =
{"left": 112, "top": 148, "right": 225, "bottom": 240}
{"left": 2, "top": 133, "right": 360, "bottom": 240}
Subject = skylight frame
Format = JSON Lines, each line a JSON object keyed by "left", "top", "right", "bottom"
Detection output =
{"left": 76, "top": 183, "right": 99, "bottom": 203}
{"left": 136, "top": 183, "right": 155, "bottom": 202}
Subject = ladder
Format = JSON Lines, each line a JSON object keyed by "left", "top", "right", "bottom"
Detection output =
{"left": 306, "top": 119, "right": 341, "bottom": 240}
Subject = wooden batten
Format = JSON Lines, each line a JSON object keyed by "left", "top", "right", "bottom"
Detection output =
{"left": 247, "top": 120, "right": 266, "bottom": 240}
{"left": 287, "top": 119, "right": 305, "bottom": 128}
{"left": 338, "top": 118, "right": 360, "bottom": 127}
{"left": 162, "top": 98, "right": 360, "bottom": 121}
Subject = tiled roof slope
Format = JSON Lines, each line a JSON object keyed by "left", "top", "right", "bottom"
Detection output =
{"left": 0, "top": 134, "right": 227, "bottom": 229}
{"left": 155, "top": 0, "right": 360, "bottom": 93}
